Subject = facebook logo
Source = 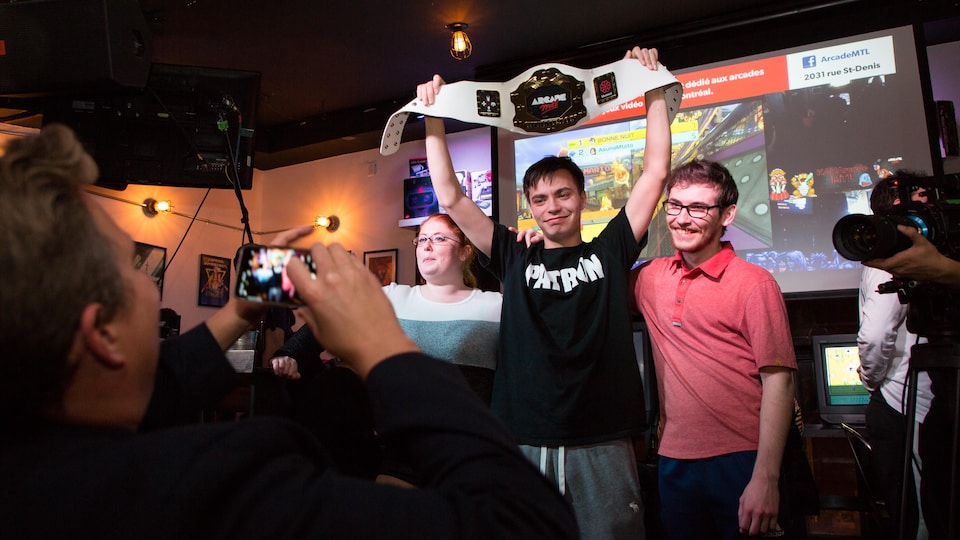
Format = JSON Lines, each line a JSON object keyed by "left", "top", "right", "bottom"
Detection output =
{"left": 801, "top": 55, "right": 816, "bottom": 68}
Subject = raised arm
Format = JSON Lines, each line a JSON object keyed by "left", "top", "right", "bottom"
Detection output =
{"left": 419, "top": 76, "right": 495, "bottom": 256}
{"left": 622, "top": 47, "right": 671, "bottom": 242}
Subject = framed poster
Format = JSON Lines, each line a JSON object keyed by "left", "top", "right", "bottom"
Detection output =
{"left": 363, "top": 249, "right": 397, "bottom": 286}
{"left": 409, "top": 157, "right": 429, "bottom": 177}
{"left": 198, "top": 254, "right": 231, "bottom": 307}
{"left": 134, "top": 241, "right": 166, "bottom": 298}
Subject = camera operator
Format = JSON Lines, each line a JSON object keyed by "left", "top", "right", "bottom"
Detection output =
{"left": 862, "top": 192, "right": 960, "bottom": 540}
{"left": 0, "top": 125, "right": 578, "bottom": 539}
{"left": 858, "top": 177, "right": 933, "bottom": 539}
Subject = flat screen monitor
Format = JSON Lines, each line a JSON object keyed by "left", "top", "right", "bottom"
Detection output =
{"left": 42, "top": 63, "right": 260, "bottom": 190}
{"left": 811, "top": 333, "right": 869, "bottom": 426}
{"left": 399, "top": 128, "right": 496, "bottom": 228}
{"left": 401, "top": 170, "right": 494, "bottom": 221}
{"left": 506, "top": 25, "right": 934, "bottom": 296}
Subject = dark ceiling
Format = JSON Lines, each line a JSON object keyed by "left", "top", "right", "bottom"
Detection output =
{"left": 2, "top": 0, "right": 958, "bottom": 169}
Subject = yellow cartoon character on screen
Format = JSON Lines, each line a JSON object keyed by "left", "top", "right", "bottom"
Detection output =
{"left": 769, "top": 168, "right": 789, "bottom": 201}
{"left": 790, "top": 172, "right": 816, "bottom": 198}
{"left": 874, "top": 162, "right": 893, "bottom": 179}
{"left": 600, "top": 194, "right": 614, "bottom": 212}
{"left": 611, "top": 160, "right": 630, "bottom": 186}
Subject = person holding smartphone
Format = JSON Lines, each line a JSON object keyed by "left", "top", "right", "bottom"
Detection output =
{"left": 271, "top": 213, "right": 502, "bottom": 404}
{"left": 0, "top": 124, "right": 577, "bottom": 539}
{"left": 268, "top": 213, "right": 503, "bottom": 484}
{"left": 143, "top": 230, "right": 315, "bottom": 431}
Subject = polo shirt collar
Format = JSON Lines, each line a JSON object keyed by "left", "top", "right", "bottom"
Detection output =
{"left": 669, "top": 242, "right": 736, "bottom": 278}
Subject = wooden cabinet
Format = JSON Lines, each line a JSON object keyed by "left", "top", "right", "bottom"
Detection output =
{"left": 803, "top": 430, "right": 867, "bottom": 537}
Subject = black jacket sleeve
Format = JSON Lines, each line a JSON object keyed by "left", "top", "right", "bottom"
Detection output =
{"left": 140, "top": 324, "right": 237, "bottom": 431}
{"left": 225, "top": 353, "right": 579, "bottom": 539}
{"left": 174, "top": 354, "right": 578, "bottom": 539}
{"left": 273, "top": 324, "right": 325, "bottom": 379}
{"left": 2, "top": 353, "right": 578, "bottom": 540}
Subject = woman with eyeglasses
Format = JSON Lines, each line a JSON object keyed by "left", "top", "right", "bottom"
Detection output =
{"left": 391, "top": 213, "right": 503, "bottom": 401}
{"left": 271, "top": 213, "right": 502, "bottom": 404}
{"left": 267, "top": 213, "right": 501, "bottom": 485}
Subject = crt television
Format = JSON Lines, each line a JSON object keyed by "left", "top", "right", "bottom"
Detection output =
{"left": 403, "top": 176, "right": 440, "bottom": 219}
{"left": 811, "top": 333, "right": 869, "bottom": 426}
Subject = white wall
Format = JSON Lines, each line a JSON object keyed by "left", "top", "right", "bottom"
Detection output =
{"left": 124, "top": 126, "right": 499, "bottom": 330}
{"left": 928, "top": 40, "right": 960, "bottom": 173}
{"left": 5, "top": 39, "right": 960, "bottom": 329}
{"left": 1, "top": 124, "right": 500, "bottom": 332}
{"left": 258, "top": 127, "right": 497, "bottom": 286}
{"left": 86, "top": 178, "right": 269, "bottom": 331}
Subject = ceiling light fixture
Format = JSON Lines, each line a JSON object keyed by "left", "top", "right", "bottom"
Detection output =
{"left": 446, "top": 22, "right": 472, "bottom": 60}
{"left": 143, "top": 197, "right": 173, "bottom": 216}
{"left": 315, "top": 215, "right": 340, "bottom": 232}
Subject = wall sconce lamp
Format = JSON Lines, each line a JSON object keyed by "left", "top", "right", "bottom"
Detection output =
{"left": 315, "top": 215, "right": 340, "bottom": 232}
{"left": 446, "top": 22, "right": 472, "bottom": 60}
{"left": 143, "top": 197, "right": 173, "bottom": 217}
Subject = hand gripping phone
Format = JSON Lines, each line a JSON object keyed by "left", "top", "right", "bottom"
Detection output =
{"left": 234, "top": 245, "right": 316, "bottom": 306}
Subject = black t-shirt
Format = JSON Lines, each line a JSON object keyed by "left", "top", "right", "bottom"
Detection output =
{"left": 480, "top": 209, "right": 647, "bottom": 445}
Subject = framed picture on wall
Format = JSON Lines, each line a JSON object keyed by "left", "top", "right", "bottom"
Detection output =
{"left": 363, "top": 249, "right": 397, "bottom": 286}
{"left": 134, "top": 241, "right": 166, "bottom": 298}
{"left": 198, "top": 254, "right": 231, "bottom": 307}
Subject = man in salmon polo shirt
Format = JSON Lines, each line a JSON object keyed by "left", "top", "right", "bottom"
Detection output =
{"left": 631, "top": 159, "right": 797, "bottom": 539}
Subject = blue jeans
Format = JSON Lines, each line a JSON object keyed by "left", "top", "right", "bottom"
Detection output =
{"left": 659, "top": 451, "right": 757, "bottom": 540}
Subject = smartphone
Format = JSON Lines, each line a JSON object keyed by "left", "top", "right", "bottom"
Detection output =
{"left": 234, "top": 245, "right": 316, "bottom": 306}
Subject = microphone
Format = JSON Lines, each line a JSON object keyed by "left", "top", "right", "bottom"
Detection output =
{"left": 213, "top": 94, "right": 239, "bottom": 113}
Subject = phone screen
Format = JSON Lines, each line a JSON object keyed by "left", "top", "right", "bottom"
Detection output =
{"left": 234, "top": 245, "right": 315, "bottom": 306}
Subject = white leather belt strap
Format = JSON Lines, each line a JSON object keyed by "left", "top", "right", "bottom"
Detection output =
{"left": 380, "top": 58, "right": 683, "bottom": 156}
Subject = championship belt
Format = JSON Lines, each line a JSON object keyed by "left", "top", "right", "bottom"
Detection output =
{"left": 380, "top": 58, "right": 683, "bottom": 156}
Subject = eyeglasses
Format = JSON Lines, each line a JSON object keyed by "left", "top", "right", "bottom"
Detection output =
{"left": 662, "top": 201, "right": 721, "bottom": 219}
{"left": 412, "top": 233, "right": 461, "bottom": 247}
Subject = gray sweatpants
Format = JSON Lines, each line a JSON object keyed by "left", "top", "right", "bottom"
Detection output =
{"left": 521, "top": 437, "right": 645, "bottom": 540}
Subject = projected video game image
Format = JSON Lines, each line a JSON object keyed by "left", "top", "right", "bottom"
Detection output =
{"left": 515, "top": 118, "right": 652, "bottom": 233}
{"left": 515, "top": 100, "right": 772, "bottom": 259}
{"left": 510, "top": 25, "right": 932, "bottom": 294}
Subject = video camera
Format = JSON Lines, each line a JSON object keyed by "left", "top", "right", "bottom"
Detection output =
{"left": 832, "top": 173, "right": 960, "bottom": 263}
{"left": 832, "top": 173, "right": 960, "bottom": 339}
